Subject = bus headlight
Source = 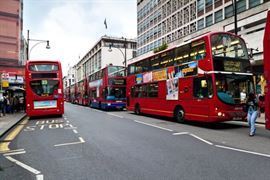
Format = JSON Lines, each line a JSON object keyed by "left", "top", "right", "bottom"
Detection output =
{"left": 107, "top": 103, "right": 111, "bottom": 106}
{"left": 218, "top": 112, "right": 222, "bottom": 117}
{"left": 27, "top": 104, "right": 30, "bottom": 107}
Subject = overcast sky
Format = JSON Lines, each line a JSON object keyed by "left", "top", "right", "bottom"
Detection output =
{"left": 23, "top": 0, "right": 137, "bottom": 75}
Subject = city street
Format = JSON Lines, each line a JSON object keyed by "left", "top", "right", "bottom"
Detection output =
{"left": 1, "top": 103, "right": 270, "bottom": 180}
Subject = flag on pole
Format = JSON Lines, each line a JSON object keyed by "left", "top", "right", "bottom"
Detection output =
{"left": 104, "top": 18, "right": 107, "bottom": 29}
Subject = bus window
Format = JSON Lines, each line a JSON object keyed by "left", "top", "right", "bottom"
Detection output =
{"left": 160, "top": 50, "right": 174, "bottom": 68}
{"left": 135, "top": 59, "right": 150, "bottom": 74}
{"left": 175, "top": 44, "right": 190, "bottom": 65}
{"left": 147, "top": 83, "right": 158, "bottom": 97}
{"left": 128, "top": 65, "right": 136, "bottom": 75}
{"left": 150, "top": 55, "right": 160, "bottom": 70}
{"left": 193, "top": 78, "right": 213, "bottom": 99}
{"left": 190, "top": 40, "right": 206, "bottom": 61}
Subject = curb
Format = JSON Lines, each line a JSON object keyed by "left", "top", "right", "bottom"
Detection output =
{"left": 0, "top": 114, "right": 27, "bottom": 139}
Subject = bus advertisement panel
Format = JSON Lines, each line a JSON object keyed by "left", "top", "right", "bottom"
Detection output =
{"left": 127, "top": 32, "right": 254, "bottom": 123}
{"left": 25, "top": 60, "right": 64, "bottom": 117}
{"left": 89, "top": 65, "right": 126, "bottom": 110}
{"left": 264, "top": 11, "right": 270, "bottom": 130}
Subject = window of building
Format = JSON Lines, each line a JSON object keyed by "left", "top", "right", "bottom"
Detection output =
{"left": 215, "top": 9, "right": 223, "bottom": 23}
{"left": 249, "top": 0, "right": 261, "bottom": 8}
{"left": 237, "top": 0, "right": 246, "bottom": 13}
{"left": 225, "top": 5, "right": 233, "bottom": 19}
{"left": 205, "top": 0, "right": 213, "bottom": 7}
{"left": 197, "top": 18, "right": 204, "bottom": 30}
{"left": 206, "top": 14, "right": 213, "bottom": 27}
{"left": 197, "top": 0, "right": 204, "bottom": 12}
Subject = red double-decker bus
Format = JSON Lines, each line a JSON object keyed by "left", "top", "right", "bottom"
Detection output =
{"left": 264, "top": 11, "right": 270, "bottom": 130}
{"left": 70, "top": 84, "right": 76, "bottom": 103}
{"left": 25, "top": 60, "right": 64, "bottom": 117}
{"left": 64, "top": 86, "right": 70, "bottom": 102}
{"left": 88, "top": 65, "right": 126, "bottom": 110}
{"left": 127, "top": 32, "right": 254, "bottom": 123}
{"left": 76, "top": 78, "right": 89, "bottom": 106}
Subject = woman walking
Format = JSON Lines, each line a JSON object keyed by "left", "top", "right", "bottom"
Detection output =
{"left": 246, "top": 93, "right": 259, "bottom": 136}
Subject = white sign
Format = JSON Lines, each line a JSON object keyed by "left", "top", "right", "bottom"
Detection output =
{"left": 8, "top": 76, "right": 24, "bottom": 84}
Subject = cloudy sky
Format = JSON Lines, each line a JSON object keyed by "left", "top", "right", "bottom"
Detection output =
{"left": 23, "top": 0, "right": 137, "bottom": 75}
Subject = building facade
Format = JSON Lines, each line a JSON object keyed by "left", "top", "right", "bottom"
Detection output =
{"left": 0, "top": 0, "right": 24, "bottom": 89}
{"left": 75, "top": 36, "right": 136, "bottom": 83}
{"left": 136, "top": 0, "right": 270, "bottom": 70}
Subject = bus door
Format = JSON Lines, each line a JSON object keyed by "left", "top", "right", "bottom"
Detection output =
{"left": 190, "top": 77, "right": 213, "bottom": 121}
{"left": 264, "top": 11, "right": 270, "bottom": 130}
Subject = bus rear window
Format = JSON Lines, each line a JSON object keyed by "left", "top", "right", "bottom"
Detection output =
{"left": 29, "top": 64, "right": 58, "bottom": 71}
{"left": 30, "top": 80, "right": 59, "bottom": 96}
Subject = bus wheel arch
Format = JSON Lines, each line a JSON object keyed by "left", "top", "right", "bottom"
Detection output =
{"left": 174, "top": 106, "right": 185, "bottom": 123}
{"left": 134, "top": 103, "right": 141, "bottom": 115}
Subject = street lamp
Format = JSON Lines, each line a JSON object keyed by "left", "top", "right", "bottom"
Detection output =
{"left": 27, "top": 30, "right": 51, "bottom": 60}
{"left": 108, "top": 38, "right": 127, "bottom": 68}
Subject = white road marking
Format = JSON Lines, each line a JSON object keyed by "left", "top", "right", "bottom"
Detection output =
{"left": 5, "top": 156, "right": 41, "bottom": 174}
{"left": 36, "top": 174, "right": 44, "bottom": 180}
{"left": 4, "top": 150, "right": 26, "bottom": 156}
{"left": 79, "top": 137, "right": 85, "bottom": 143}
{"left": 0, "top": 149, "right": 25, "bottom": 154}
{"left": 173, "top": 132, "right": 189, "bottom": 135}
{"left": 215, "top": 145, "right": 270, "bottom": 158}
{"left": 54, "top": 141, "right": 84, "bottom": 147}
{"left": 73, "top": 130, "right": 78, "bottom": 134}
{"left": 107, "top": 113, "right": 124, "bottom": 118}
{"left": 39, "top": 125, "right": 45, "bottom": 130}
{"left": 134, "top": 120, "right": 173, "bottom": 132}
{"left": 189, "top": 134, "right": 213, "bottom": 145}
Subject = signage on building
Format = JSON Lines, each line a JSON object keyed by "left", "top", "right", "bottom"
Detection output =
{"left": 8, "top": 76, "right": 24, "bottom": 84}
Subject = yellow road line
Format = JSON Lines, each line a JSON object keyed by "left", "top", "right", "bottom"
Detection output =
{"left": 0, "top": 117, "right": 28, "bottom": 153}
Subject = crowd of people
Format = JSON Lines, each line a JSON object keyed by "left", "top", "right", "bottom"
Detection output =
{"left": 0, "top": 93, "right": 25, "bottom": 117}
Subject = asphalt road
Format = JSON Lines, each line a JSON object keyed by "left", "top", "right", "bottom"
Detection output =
{"left": 1, "top": 102, "right": 270, "bottom": 180}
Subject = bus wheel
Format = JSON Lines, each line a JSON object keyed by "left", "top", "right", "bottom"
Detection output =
{"left": 135, "top": 104, "right": 141, "bottom": 115}
{"left": 174, "top": 107, "right": 185, "bottom": 123}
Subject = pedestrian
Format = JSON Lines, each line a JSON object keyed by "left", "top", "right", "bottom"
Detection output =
{"left": 0, "top": 95, "right": 3, "bottom": 117}
{"left": 19, "top": 96, "right": 24, "bottom": 112}
{"left": 14, "top": 96, "right": 19, "bottom": 112}
{"left": 2, "top": 94, "right": 7, "bottom": 116}
{"left": 9, "top": 95, "right": 14, "bottom": 113}
{"left": 246, "top": 92, "right": 259, "bottom": 136}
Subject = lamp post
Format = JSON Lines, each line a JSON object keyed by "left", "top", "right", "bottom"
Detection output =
{"left": 108, "top": 38, "right": 127, "bottom": 68}
{"left": 27, "top": 30, "right": 50, "bottom": 60}
{"left": 232, "top": 0, "right": 238, "bottom": 35}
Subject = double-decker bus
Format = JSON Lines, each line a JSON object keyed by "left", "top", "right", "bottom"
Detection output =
{"left": 76, "top": 78, "right": 89, "bottom": 106}
{"left": 127, "top": 32, "right": 254, "bottom": 123}
{"left": 25, "top": 60, "right": 64, "bottom": 117}
{"left": 89, "top": 65, "right": 126, "bottom": 110}
{"left": 70, "top": 84, "right": 76, "bottom": 103}
{"left": 64, "top": 86, "right": 70, "bottom": 102}
{"left": 264, "top": 11, "right": 270, "bottom": 130}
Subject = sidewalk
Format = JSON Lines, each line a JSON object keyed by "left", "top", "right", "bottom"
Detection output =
{"left": 0, "top": 113, "right": 26, "bottom": 138}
